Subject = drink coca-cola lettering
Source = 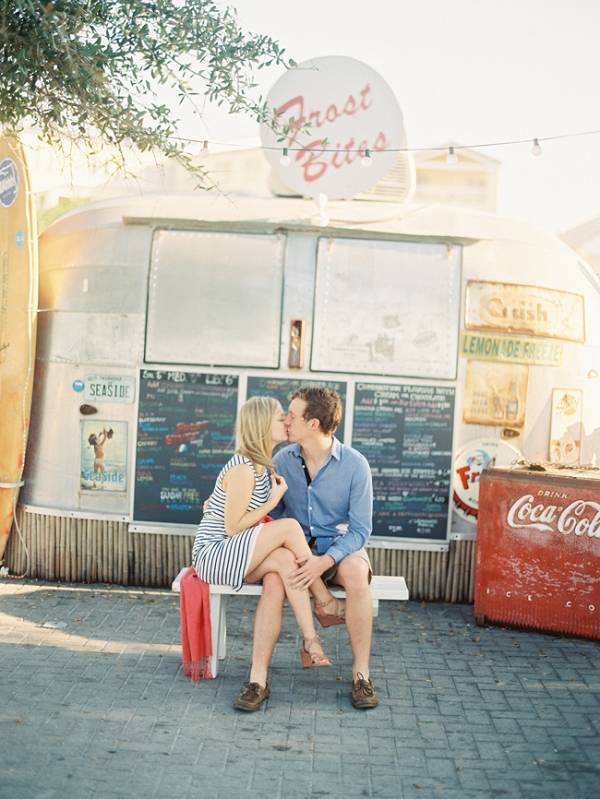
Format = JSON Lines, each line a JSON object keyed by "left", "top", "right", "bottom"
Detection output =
{"left": 506, "top": 493, "right": 600, "bottom": 537}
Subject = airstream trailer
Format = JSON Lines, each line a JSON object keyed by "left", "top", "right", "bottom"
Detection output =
{"left": 6, "top": 192, "right": 600, "bottom": 600}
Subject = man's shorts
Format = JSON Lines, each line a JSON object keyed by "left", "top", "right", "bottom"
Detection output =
{"left": 310, "top": 541, "right": 373, "bottom": 588}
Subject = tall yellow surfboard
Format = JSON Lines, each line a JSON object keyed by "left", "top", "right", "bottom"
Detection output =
{"left": 0, "top": 136, "right": 38, "bottom": 562}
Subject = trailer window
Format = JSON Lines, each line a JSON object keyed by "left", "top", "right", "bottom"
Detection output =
{"left": 146, "top": 231, "right": 284, "bottom": 368}
{"left": 311, "top": 238, "right": 461, "bottom": 379}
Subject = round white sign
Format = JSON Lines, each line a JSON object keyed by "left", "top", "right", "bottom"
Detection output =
{"left": 453, "top": 438, "right": 522, "bottom": 523}
{"left": 260, "top": 56, "right": 406, "bottom": 200}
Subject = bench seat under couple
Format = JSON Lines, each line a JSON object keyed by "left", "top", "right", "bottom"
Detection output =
{"left": 172, "top": 568, "right": 409, "bottom": 678}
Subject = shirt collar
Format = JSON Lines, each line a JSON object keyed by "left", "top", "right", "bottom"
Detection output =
{"left": 289, "top": 437, "right": 341, "bottom": 461}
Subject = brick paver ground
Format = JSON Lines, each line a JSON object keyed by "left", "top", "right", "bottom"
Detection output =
{"left": 1, "top": 578, "right": 598, "bottom": 799}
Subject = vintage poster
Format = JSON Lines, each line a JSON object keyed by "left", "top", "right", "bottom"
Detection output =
{"left": 550, "top": 389, "right": 582, "bottom": 464}
{"left": 465, "top": 281, "right": 585, "bottom": 343}
{"left": 463, "top": 361, "right": 528, "bottom": 427}
{"left": 81, "top": 421, "right": 128, "bottom": 491}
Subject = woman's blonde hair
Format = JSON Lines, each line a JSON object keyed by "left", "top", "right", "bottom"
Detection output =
{"left": 236, "top": 396, "right": 280, "bottom": 471}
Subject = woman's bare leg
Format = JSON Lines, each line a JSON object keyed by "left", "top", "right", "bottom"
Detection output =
{"left": 248, "top": 570, "right": 285, "bottom": 687}
{"left": 247, "top": 518, "right": 342, "bottom": 612}
{"left": 246, "top": 545, "right": 328, "bottom": 666}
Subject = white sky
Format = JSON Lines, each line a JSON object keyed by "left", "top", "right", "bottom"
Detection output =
{"left": 178, "top": 0, "right": 600, "bottom": 236}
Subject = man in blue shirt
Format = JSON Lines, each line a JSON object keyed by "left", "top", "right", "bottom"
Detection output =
{"left": 246, "top": 387, "right": 378, "bottom": 710}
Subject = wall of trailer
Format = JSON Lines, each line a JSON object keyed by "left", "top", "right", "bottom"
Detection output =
{"left": 8, "top": 195, "right": 600, "bottom": 598}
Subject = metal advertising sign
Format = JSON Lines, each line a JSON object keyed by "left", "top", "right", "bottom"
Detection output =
{"left": 465, "top": 281, "right": 585, "bottom": 343}
{"left": 260, "top": 56, "right": 405, "bottom": 199}
{"left": 453, "top": 438, "right": 522, "bottom": 523}
{"left": 459, "top": 333, "right": 563, "bottom": 366}
{"left": 463, "top": 361, "right": 529, "bottom": 427}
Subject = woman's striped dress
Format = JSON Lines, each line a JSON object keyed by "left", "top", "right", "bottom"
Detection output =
{"left": 192, "top": 454, "right": 272, "bottom": 591}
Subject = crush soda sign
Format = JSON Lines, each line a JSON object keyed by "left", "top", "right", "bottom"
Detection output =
{"left": 260, "top": 56, "right": 406, "bottom": 200}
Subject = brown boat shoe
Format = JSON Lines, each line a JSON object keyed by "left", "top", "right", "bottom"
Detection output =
{"left": 233, "top": 681, "right": 270, "bottom": 712}
{"left": 351, "top": 673, "right": 379, "bottom": 709}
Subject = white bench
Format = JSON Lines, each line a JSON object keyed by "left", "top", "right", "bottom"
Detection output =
{"left": 172, "top": 569, "right": 409, "bottom": 678}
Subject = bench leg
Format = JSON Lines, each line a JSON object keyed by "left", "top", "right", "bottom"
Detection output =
{"left": 209, "top": 593, "right": 223, "bottom": 679}
{"left": 371, "top": 598, "right": 379, "bottom": 617}
{"left": 218, "top": 596, "right": 227, "bottom": 660}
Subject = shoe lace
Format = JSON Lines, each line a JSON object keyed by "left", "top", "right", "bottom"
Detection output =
{"left": 354, "top": 673, "right": 374, "bottom": 695}
{"left": 241, "top": 682, "right": 262, "bottom": 700}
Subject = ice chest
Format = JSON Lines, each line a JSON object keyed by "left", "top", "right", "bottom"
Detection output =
{"left": 475, "top": 466, "right": 600, "bottom": 640}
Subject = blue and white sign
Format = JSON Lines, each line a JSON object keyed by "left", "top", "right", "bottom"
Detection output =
{"left": 15, "top": 230, "right": 24, "bottom": 247}
{"left": 85, "top": 374, "right": 135, "bottom": 403}
{"left": 0, "top": 158, "right": 20, "bottom": 208}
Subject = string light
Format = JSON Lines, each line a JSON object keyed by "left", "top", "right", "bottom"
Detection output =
{"left": 175, "top": 127, "right": 600, "bottom": 160}
{"left": 279, "top": 147, "right": 291, "bottom": 166}
{"left": 361, "top": 148, "right": 372, "bottom": 167}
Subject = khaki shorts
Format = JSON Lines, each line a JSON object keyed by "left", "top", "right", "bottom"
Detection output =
{"left": 311, "top": 543, "right": 373, "bottom": 588}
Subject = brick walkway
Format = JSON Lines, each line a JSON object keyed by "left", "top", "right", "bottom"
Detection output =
{"left": 1, "top": 578, "right": 598, "bottom": 799}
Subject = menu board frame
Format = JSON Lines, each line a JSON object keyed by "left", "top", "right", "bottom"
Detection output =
{"left": 351, "top": 380, "right": 456, "bottom": 544}
{"left": 132, "top": 369, "right": 239, "bottom": 526}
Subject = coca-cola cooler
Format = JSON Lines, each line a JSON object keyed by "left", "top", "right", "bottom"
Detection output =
{"left": 475, "top": 466, "right": 600, "bottom": 640}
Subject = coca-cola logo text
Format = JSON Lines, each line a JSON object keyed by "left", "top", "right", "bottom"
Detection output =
{"left": 507, "top": 492, "right": 600, "bottom": 537}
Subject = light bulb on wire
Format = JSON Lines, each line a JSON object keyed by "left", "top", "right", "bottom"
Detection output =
{"left": 532, "top": 138, "right": 542, "bottom": 156}
{"left": 199, "top": 140, "right": 210, "bottom": 158}
{"left": 446, "top": 146, "right": 458, "bottom": 166}
{"left": 361, "top": 148, "right": 372, "bottom": 167}
{"left": 279, "top": 147, "right": 291, "bottom": 166}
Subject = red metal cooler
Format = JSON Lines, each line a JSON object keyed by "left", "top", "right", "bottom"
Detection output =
{"left": 475, "top": 465, "right": 600, "bottom": 640}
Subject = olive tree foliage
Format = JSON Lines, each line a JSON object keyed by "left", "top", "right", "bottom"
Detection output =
{"left": 0, "top": 0, "right": 295, "bottom": 183}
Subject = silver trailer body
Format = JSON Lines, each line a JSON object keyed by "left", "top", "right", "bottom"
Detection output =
{"left": 11, "top": 193, "right": 600, "bottom": 596}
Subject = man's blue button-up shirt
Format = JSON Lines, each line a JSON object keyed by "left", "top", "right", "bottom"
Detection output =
{"left": 271, "top": 438, "right": 373, "bottom": 564}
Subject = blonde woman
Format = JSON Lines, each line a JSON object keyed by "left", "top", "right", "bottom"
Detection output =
{"left": 192, "top": 396, "right": 340, "bottom": 711}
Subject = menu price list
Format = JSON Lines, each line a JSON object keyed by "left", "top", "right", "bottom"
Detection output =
{"left": 246, "top": 377, "right": 347, "bottom": 446}
{"left": 134, "top": 370, "right": 238, "bottom": 525}
{"left": 352, "top": 382, "right": 455, "bottom": 541}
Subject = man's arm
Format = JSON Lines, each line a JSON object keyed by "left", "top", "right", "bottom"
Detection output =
{"left": 324, "top": 457, "right": 373, "bottom": 564}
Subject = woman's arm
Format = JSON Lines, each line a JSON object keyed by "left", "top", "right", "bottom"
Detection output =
{"left": 222, "top": 464, "right": 287, "bottom": 536}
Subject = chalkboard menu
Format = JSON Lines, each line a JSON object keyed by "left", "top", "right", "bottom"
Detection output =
{"left": 352, "top": 382, "right": 455, "bottom": 541}
{"left": 246, "top": 376, "right": 347, "bottom": 445}
{"left": 134, "top": 370, "right": 238, "bottom": 524}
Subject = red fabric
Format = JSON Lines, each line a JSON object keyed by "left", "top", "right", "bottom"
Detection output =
{"left": 179, "top": 517, "right": 273, "bottom": 681}
{"left": 180, "top": 566, "right": 213, "bottom": 681}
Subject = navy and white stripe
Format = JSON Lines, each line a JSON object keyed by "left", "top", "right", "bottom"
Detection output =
{"left": 192, "top": 454, "right": 271, "bottom": 592}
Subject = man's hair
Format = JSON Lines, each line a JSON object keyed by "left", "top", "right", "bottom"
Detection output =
{"left": 291, "top": 387, "right": 342, "bottom": 436}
